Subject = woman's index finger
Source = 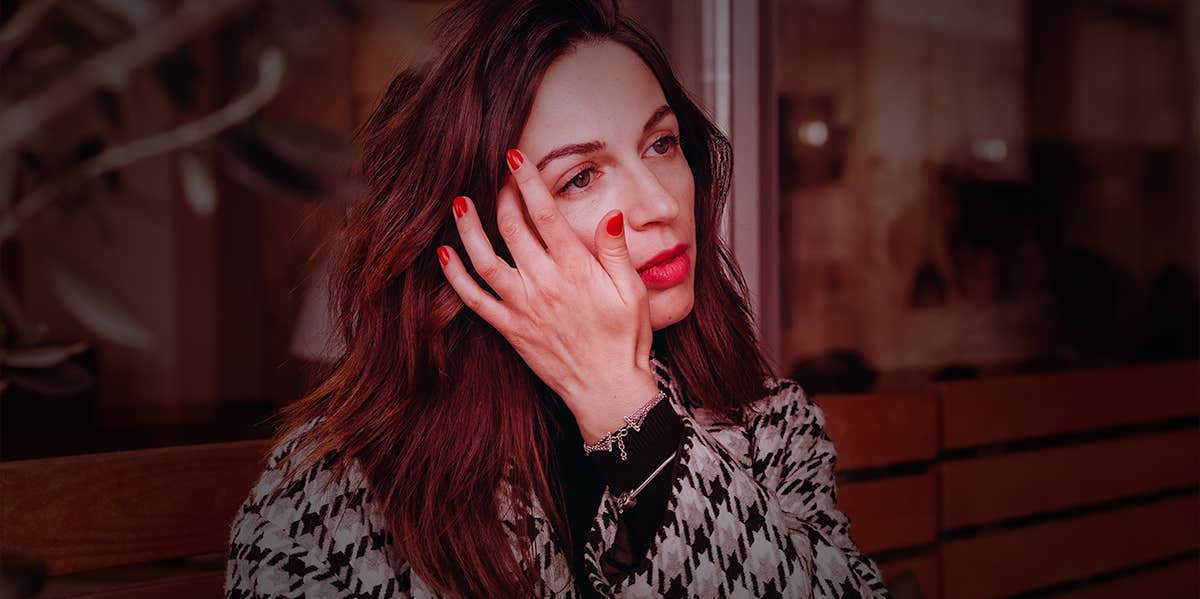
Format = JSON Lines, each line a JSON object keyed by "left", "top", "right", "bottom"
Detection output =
{"left": 505, "top": 148, "right": 586, "bottom": 258}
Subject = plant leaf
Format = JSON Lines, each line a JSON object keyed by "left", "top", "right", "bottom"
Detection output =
{"left": 8, "top": 361, "right": 94, "bottom": 397}
{"left": 46, "top": 261, "right": 154, "bottom": 350}
{"left": 253, "top": 119, "right": 360, "bottom": 200}
{"left": 2, "top": 341, "right": 89, "bottom": 368}
{"left": 253, "top": 119, "right": 356, "bottom": 173}
{"left": 92, "top": 0, "right": 161, "bottom": 29}
{"left": 217, "top": 128, "right": 326, "bottom": 197}
{"left": 178, "top": 150, "right": 218, "bottom": 217}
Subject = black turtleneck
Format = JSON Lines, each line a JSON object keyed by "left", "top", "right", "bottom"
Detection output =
{"left": 551, "top": 391, "right": 684, "bottom": 595}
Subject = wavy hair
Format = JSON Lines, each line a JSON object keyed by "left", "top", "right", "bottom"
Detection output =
{"left": 267, "top": 0, "right": 775, "bottom": 596}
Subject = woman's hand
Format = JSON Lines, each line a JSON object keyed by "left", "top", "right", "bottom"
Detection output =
{"left": 437, "top": 149, "right": 660, "bottom": 443}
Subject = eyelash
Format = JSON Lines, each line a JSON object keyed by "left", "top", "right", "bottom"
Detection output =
{"left": 555, "top": 134, "right": 682, "bottom": 196}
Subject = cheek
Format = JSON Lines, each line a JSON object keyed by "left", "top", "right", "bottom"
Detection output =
{"left": 558, "top": 185, "right": 629, "bottom": 253}
{"left": 568, "top": 222, "right": 596, "bottom": 254}
{"left": 560, "top": 204, "right": 606, "bottom": 254}
{"left": 663, "top": 161, "right": 696, "bottom": 221}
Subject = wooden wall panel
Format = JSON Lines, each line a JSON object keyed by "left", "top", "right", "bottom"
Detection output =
{"left": 938, "top": 361, "right": 1199, "bottom": 449}
{"left": 1053, "top": 558, "right": 1199, "bottom": 599}
{"left": 1, "top": 440, "right": 271, "bottom": 575}
{"left": 940, "top": 427, "right": 1200, "bottom": 529}
{"left": 940, "top": 493, "right": 1199, "bottom": 598}
{"left": 819, "top": 390, "right": 939, "bottom": 470}
{"left": 877, "top": 553, "right": 941, "bottom": 599}
{"left": 36, "top": 562, "right": 224, "bottom": 599}
{"left": 839, "top": 471, "right": 938, "bottom": 554}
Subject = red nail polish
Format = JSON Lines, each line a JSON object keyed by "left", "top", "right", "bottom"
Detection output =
{"left": 606, "top": 212, "right": 623, "bottom": 236}
{"left": 453, "top": 196, "right": 468, "bottom": 218}
{"left": 506, "top": 149, "right": 523, "bottom": 171}
{"left": 437, "top": 246, "right": 450, "bottom": 265}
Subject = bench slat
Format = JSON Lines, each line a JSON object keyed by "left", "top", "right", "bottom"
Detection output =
{"left": 1, "top": 439, "right": 271, "bottom": 576}
{"left": 940, "top": 427, "right": 1200, "bottom": 529}
{"left": 938, "top": 361, "right": 1199, "bottom": 450}
{"left": 839, "top": 471, "right": 938, "bottom": 554}
{"left": 878, "top": 553, "right": 940, "bottom": 599}
{"left": 1052, "top": 558, "right": 1199, "bottom": 599}
{"left": 940, "top": 493, "right": 1199, "bottom": 598}
{"left": 35, "top": 558, "right": 225, "bottom": 599}
{"left": 819, "top": 390, "right": 938, "bottom": 470}
{"left": 11, "top": 361, "right": 1194, "bottom": 599}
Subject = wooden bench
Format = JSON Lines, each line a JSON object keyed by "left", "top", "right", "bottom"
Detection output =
{"left": 1, "top": 439, "right": 271, "bottom": 598}
{"left": 8, "top": 405, "right": 941, "bottom": 598}
{"left": 3, "top": 361, "right": 1195, "bottom": 598}
{"left": 934, "top": 360, "right": 1199, "bottom": 599}
{"left": 825, "top": 359, "right": 1199, "bottom": 599}
{"left": 822, "top": 388, "right": 943, "bottom": 597}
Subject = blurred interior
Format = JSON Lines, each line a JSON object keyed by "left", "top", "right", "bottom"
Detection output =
{"left": 6, "top": 0, "right": 1194, "bottom": 459}
{"left": 776, "top": 0, "right": 1198, "bottom": 395}
{"left": 1, "top": 1, "right": 1197, "bottom": 598}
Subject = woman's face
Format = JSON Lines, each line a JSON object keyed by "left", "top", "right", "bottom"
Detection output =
{"left": 515, "top": 40, "right": 697, "bottom": 332}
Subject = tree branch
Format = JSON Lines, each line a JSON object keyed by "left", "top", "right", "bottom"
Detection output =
{"left": 0, "top": 0, "right": 61, "bottom": 72}
{"left": 0, "top": 47, "right": 284, "bottom": 245}
{"left": 0, "top": 0, "right": 256, "bottom": 153}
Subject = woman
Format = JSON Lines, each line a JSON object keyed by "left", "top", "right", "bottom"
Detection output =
{"left": 225, "top": 0, "right": 888, "bottom": 597}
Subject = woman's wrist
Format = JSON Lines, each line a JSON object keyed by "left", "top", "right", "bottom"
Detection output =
{"left": 587, "top": 398, "right": 684, "bottom": 494}
{"left": 572, "top": 368, "right": 661, "bottom": 445}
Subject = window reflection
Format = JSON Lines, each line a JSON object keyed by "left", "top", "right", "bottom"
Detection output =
{"left": 775, "top": 0, "right": 1197, "bottom": 394}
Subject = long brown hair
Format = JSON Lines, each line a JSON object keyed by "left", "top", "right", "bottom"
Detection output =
{"left": 267, "top": 0, "right": 775, "bottom": 596}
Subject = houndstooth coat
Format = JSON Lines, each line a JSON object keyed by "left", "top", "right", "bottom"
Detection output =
{"left": 225, "top": 353, "right": 890, "bottom": 598}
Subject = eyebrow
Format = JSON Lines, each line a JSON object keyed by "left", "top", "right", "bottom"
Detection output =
{"left": 534, "top": 104, "right": 675, "bottom": 172}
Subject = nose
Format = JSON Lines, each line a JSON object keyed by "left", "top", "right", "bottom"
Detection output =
{"left": 620, "top": 161, "right": 679, "bottom": 230}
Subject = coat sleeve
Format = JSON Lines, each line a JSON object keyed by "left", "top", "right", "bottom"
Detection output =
{"left": 585, "top": 397, "right": 685, "bottom": 581}
{"left": 224, "top": 430, "right": 415, "bottom": 598}
{"left": 580, "top": 377, "right": 890, "bottom": 598}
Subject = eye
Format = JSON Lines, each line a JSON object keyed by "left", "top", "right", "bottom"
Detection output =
{"left": 648, "top": 134, "right": 680, "bottom": 156}
{"left": 557, "top": 167, "right": 596, "bottom": 194}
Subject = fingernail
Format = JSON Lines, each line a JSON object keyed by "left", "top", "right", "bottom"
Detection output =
{"left": 453, "top": 196, "right": 468, "bottom": 218}
{"left": 437, "top": 246, "right": 450, "bottom": 265}
{"left": 606, "top": 212, "right": 623, "bottom": 236}
{"left": 506, "top": 149, "right": 523, "bottom": 171}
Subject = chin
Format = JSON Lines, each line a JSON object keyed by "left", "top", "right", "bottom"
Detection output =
{"left": 648, "top": 283, "right": 695, "bottom": 331}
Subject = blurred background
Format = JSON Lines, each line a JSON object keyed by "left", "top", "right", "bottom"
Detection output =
{"left": 0, "top": 1, "right": 1196, "bottom": 597}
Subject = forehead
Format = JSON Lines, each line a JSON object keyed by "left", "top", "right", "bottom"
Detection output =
{"left": 518, "top": 40, "right": 668, "bottom": 150}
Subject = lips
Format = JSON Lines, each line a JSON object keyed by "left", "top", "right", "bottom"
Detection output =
{"left": 637, "top": 243, "right": 688, "bottom": 273}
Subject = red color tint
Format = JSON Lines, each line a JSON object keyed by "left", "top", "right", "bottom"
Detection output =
{"left": 263, "top": 3, "right": 775, "bottom": 597}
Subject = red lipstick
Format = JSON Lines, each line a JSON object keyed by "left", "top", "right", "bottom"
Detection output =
{"left": 637, "top": 243, "right": 690, "bottom": 288}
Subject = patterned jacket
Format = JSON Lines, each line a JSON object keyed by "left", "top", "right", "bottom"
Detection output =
{"left": 225, "top": 354, "right": 890, "bottom": 598}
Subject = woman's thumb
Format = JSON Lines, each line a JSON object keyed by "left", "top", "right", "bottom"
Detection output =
{"left": 594, "top": 210, "right": 643, "bottom": 303}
